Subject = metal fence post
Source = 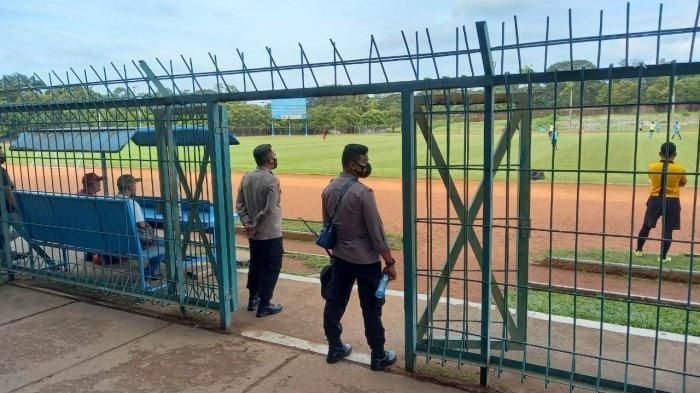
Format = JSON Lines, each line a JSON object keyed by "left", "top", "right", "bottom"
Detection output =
{"left": 209, "top": 102, "right": 238, "bottom": 329}
{"left": 155, "top": 106, "right": 186, "bottom": 313}
{"left": 401, "top": 89, "right": 417, "bottom": 372}
{"left": 476, "top": 20, "right": 494, "bottom": 387}
{"left": 516, "top": 88, "right": 532, "bottom": 343}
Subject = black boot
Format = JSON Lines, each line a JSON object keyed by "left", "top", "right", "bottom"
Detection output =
{"left": 256, "top": 303, "right": 283, "bottom": 317}
{"left": 370, "top": 350, "right": 397, "bottom": 371}
{"left": 247, "top": 295, "right": 260, "bottom": 311}
{"left": 326, "top": 342, "right": 352, "bottom": 364}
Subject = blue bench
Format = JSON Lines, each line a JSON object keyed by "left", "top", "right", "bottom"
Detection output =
{"left": 133, "top": 196, "right": 238, "bottom": 267}
{"left": 12, "top": 191, "right": 166, "bottom": 290}
{"left": 134, "top": 196, "right": 217, "bottom": 232}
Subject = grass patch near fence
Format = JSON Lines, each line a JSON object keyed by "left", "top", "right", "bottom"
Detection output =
{"left": 237, "top": 218, "right": 403, "bottom": 249}
{"left": 235, "top": 218, "right": 318, "bottom": 233}
{"left": 509, "top": 289, "right": 699, "bottom": 336}
{"left": 285, "top": 251, "right": 329, "bottom": 273}
{"left": 541, "top": 248, "right": 695, "bottom": 271}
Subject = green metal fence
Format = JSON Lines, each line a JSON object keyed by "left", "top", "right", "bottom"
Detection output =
{"left": 0, "top": 2, "right": 699, "bottom": 390}
{"left": 401, "top": 19, "right": 700, "bottom": 393}
{"left": 0, "top": 96, "right": 239, "bottom": 328}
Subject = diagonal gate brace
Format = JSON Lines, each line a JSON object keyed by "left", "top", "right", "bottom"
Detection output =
{"left": 414, "top": 94, "right": 526, "bottom": 345}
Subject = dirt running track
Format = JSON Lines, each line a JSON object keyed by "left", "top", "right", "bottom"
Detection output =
{"left": 275, "top": 173, "right": 700, "bottom": 303}
{"left": 7, "top": 163, "right": 699, "bottom": 302}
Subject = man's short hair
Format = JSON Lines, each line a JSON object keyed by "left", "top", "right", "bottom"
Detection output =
{"left": 253, "top": 144, "right": 273, "bottom": 166}
{"left": 660, "top": 142, "right": 677, "bottom": 159}
{"left": 116, "top": 174, "right": 141, "bottom": 192}
{"left": 342, "top": 144, "right": 369, "bottom": 167}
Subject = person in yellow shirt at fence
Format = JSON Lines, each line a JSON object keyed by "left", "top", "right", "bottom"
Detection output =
{"left": 634, "top": 142, "right": 687, "bottom": 263}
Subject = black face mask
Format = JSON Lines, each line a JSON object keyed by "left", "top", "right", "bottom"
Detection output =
{"left": 353, "top": 161, "right": 372, "bottom": 178}
{"left": 268, "top": 157, "right": 278, "bottom": 170}
{"left": 0, "top": 157, "right": 5, "bottom": 165}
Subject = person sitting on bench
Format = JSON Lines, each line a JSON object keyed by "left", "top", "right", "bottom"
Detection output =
{"left": 0, "top": 147, "right": 23, "bottom": 265}
{"left": 78, "top": 172, "right": 109, "bottom": 264}
{"left": 116, "top": 174, "right": 163, "bottom": 281}
{"left": 78, "top": 172, "right": 103, "bottom": 196}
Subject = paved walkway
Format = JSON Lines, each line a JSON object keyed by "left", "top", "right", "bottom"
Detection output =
{"left": 0, "top": 284, "right": 463, "bottom": 393}
{"left": 232, "top": 270, "right": 698, "bottom": 393}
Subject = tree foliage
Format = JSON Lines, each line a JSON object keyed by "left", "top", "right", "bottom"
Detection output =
{"left": 0, "top": 66, "right": 697, "bottom": 135}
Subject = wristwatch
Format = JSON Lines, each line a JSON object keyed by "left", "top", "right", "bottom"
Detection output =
{"left": 386, "top": 258, "right": 396, "bottom": 267}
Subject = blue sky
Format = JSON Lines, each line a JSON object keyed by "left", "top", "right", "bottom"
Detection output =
{"left": 0, "top": 0, "right": 697, "bottom": 90}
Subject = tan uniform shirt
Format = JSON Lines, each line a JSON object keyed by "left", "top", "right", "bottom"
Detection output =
{"left": 236, "top": 166, "right": 282, "bottom": 240}
{"left": 322, "top": 172, "right": 390, "bottom": 264}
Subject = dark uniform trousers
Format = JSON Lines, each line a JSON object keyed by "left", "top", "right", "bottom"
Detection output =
{"left": 247, "top": 236, "right": 283, "bottom": 308}
{"left": 323, "top": 256, "right": 386, "bottom": 356}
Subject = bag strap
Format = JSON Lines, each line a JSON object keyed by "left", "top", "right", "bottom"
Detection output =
{"left": 327, "top": 179, "right": 357, "bottom": 224}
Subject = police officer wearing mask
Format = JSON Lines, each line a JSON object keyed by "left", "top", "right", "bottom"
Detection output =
{"left": 322, "top": 143, "right": 398, "bottom": 371}
{"left": 236, "top": 144, "right": 284, "bottom": 317}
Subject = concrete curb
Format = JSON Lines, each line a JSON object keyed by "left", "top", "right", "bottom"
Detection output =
{"left": 541, "top": 257, "right": 699, "bottom": 284}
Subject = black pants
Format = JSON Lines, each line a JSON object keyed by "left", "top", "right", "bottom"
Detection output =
{"left": 637, "top": 196, "right": 681, "bottom": 258}
{"left": 0, "top": 234, "right": 9, "bottom": 281}
{"left": 247, "top": 237, "right": 283, "bottom": 308}
{"left": 323, "top": 256, "right": 385, "bottom": 357}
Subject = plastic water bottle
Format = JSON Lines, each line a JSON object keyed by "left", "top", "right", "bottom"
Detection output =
{"left": 375, "top": 274, "right": 390, "bottom": 298}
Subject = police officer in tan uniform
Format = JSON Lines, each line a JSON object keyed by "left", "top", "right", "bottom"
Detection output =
{"left": 322, "top": 143, "right": 398, "bottom": 371}
{"left": 236, "top": 144, "right": 284, "bottom": 317}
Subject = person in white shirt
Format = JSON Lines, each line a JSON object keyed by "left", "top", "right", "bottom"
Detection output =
{"left": 116, "top": 174, "right": 162, "bottom": 281}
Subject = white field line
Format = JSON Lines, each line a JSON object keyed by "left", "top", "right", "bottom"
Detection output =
{"left": 240, "top": 329, "right": 371, "bottom": 365}
{"left": 238, "top": 269, "right": 700, "bottom": 345}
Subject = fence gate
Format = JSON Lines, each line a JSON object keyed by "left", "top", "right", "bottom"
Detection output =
{"left": 0, "top": 89, "right": 239, "bottom": 328}
{"left": 401, "top": 77, "right": 532, "bottom": 384}
{"left": 401, "top": 19, "right": 700, "bottom": 393}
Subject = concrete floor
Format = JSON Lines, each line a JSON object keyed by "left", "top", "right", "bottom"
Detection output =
{"left": 0, "top": 284, "right": 463, "bottom": 393}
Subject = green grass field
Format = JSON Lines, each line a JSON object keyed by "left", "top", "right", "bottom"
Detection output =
{"left": 231, "top": 131, "right": 698, "bottom": 184}
{"left": 7, "top": 129, "right": 698, "bottom": 185}
{"left": 236, "top": 218, "right": 402, "bottom": 249}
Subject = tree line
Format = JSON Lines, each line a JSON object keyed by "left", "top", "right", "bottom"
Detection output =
{"left": 1, "top": 59, "right": 697, "bottom": 135}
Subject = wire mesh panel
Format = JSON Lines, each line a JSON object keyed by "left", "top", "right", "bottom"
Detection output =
{"left": 406, "top": 85, "right": 532, "bottom": 377}
{"left": 403, "top": 38, "right": 700, "bottom": 393}
{"left": 0, "top": 97, "right": 238, "bottom": 326}
{"left": 0, "top": 1, "right": 698, "bottom": 389}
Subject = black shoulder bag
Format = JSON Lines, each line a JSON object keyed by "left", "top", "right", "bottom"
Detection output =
{"left": 318, "top": 178, "right": 357, "bottom": 299}
{"left": 316, "top": 178, "right": 357, "bottom": 249}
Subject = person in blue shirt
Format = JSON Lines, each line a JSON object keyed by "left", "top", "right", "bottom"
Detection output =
{"left": 672, "top": 121, "right": 682, "bottom": 140}
{"left": 550, "top": 128, "right": 559, "bottom": 150}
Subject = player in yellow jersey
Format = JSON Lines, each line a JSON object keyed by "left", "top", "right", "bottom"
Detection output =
{"left": 634, "top": 142, "right": 687, "bottom": 263}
